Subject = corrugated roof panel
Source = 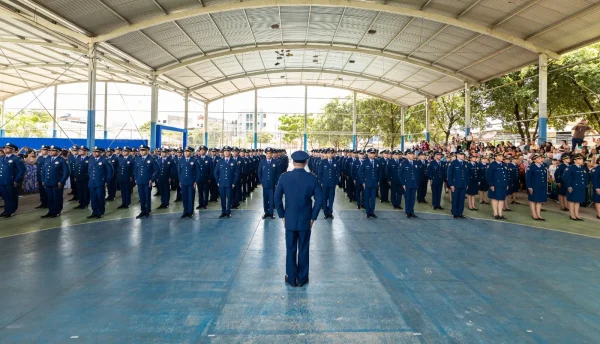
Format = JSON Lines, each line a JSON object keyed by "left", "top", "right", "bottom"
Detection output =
{"left": 230, "top": 77, "right": 255, "bottom": 90}
{"left": 529, "top": 8, "right": 600, "bottom": 53}
{"left": 235, "top": 52, "right": 265, "bottom": 73}
{"left": 212, "top": 55, "right": 245, "bottom": 76}
{"left": 211, "top": 10, "right": 256, "bottom": 48}
{"left": 366, "top": 81, "right": 394, "bottom": 95}
{"left": 343, "top": 54, "right": 373, "bottom": 73}
{"left": 38, "top": 0, "right": 127, "bottom": 35}
{"left": 155, "top": 0, "right": 200, "bottom": 14}
{"left": 359, "top": 13, "right": 413, "bottom": 50}
{"left": 109, "top": 31, "right": 176, "bottom": 68}
{"left": 212, "top": 81, "right": 238, "bottom": 94}
{"left": 350, "top": 79, "right": 375, "bottom": 90}
{"left": 142, "top": 22, "right": 202, "bottom": 62}
{"left": 188, "top": 60, "right": 224, "bottom": 81}
{"left": 334, "top": 8, "right": 379, "bottom": 46}
{"left": 383, "top": 64, "right": 422, "bottom": 83}
{"left": 383, "top": 86, "right": 411, "bottom": 100}
{"left": 307, "top": 6, "right": 344, "bottom": 43}
{"left": 281, "top": 7, "right": 309, "bottom": 42}
{"left": 103, "top": 0, "right": 164, "bottom": 24}
{"left": 322, "top": 51, "right": 352, "bottom": 70}
{"left": 196, "top": 85, "right": 222, "bottom": 100}
{"left": 176, "top": 16, "right": 229, "bottom": 53}
{"left": 163, "top": 68, "right": 200, "bottom": 88}
{"left": 247, "top": 8, "right": 281, "bottom": 44}
{"left": 362, "top": 57, "right": 398, "bottom": 78}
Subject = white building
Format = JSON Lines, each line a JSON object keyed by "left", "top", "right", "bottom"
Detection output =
{"left": 236, "top": 110, "right": 280, "bottom": 135}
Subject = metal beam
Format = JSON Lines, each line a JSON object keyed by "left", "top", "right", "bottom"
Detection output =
{"left": 526, "top": 2, "right": 600, "bottom": 42}
{"left": 303, "top": 85, "right": 308, "bottom": 151}
{"left": 538, "top": 54, "right": 547, "bottom": 145}
{"left": 207, "top": 83, "right": 409, "bottom": 107}
{"left": 89, "top": 0, "right": 561, "bottom": 60}
{"left": 103, "top": 81, "right": 108, "bottom": 139}
{"left": 356, "top": 11, "right": 381, "bottom": 48}
{"left": 0, "top": 63, "right": 88, "bottom": 72}
{"left": 0, "top": 38, "right": 83, "bottom": 53}
{"left": 87, "top": 44, "right": 97, "bottom": 149}
{"left": 156, "top": 44, "right": 477, "bottom": 84}
{"left": 352, "top": 90, "right": 357, "bottom": 150}
{"left": 254, "top": 88, "right": 258, "bottom": 148}
{"left": 189, "top": 68, "right": 434, "bottom": 98}
{"left": 53, "top": 85, "right": 58, "bottom": 138}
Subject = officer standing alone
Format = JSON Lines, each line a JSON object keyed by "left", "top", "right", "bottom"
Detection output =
{"left": 41, "top": 145, "right": 70, "bottom": 218}
{"left": 258, "top": 147, "right": 278, "bottom": 219}
{"left": 274, "top": 150, "right": 323, "bottom": 287}
{"left": 318, "top": 148, "right": 340, "bottom": 219}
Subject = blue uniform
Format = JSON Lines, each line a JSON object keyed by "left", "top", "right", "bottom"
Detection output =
{"left": 591, "top": 166, "right": 600, "bottom": 204}
{"left": 379, "top": 158, "right": 390, "bottom": 202}
{"left": 426, "top": 160, "right": 445, "bottom": 208}
{"left": 554, "top": 163, "right": 569, "bottom": 196}
{"left": 214, "top": 157, "right": 239, "bottom": 215}
{"left": 43, "top": 156, "right": 70, "bottom": 216}
{"left": 358, "top": 159, "right": 381, "bottom": 216}
{"left": 258, "top": 158, "right": 278, "bottom": 216}
{"left": 74, "top": 155, "right": 90, "bottom": 208}
{"left": 156, "top": 156, "right": 174, "bottom": 207}
{"left": 466, "top": 162, "right": 480, "bottom": 196}
{"left": 447, "top": 159, "right": 469, "bottom": 217}
{"left": 318, "top": 159, "right": 340, "bottom": 216}
{"left": 106, "top": 154, "right": 119, "bottom": 200}
{"left": 387, "top": 158, "right": 404, "bottom": 208}
{"left": 36, "top": 154, "right": 49, "bottom": 207}
{"left": 399, "top": 159, "right": 419, "bottom": 215}
{"left": 0, "top": 154, "right": 26, "bottom": 216}
{"left": 88, "top": 156, "right": 113, "bottom": 217}
{"left": 117, "top": 155, "right": 134, "bottom": 207}
{"left": 178, "top": 157, "right": 199, "bottom": 216}
{"left": 478, "top": 163, "right": 489, "bottom": 191}
{"left": 344, "top": 157, "right": 355, "bottom": 201}
{"left": 526, "top": 163, "right": 548, "bottom": 203}
{"left": 68, "top": 154, "right": 77, "bottom": 199}
{"left": 134, "top": 155, "right": 160, "bottom": 216}
{"left": 209, "top": 156, "right": 220, "bottom": 201}
{"left": 416, "top": 159, "right": 428, "bottom": 202}
{"left": 196, "top": 155, "right": 212, "bottom": 208}
{"left": 486, "top": 161, "right": 509, "bottom": 200}
{"left": 563, "top": 164, "right": 589, "bottom": 203}
{"left": 274, "top": 168, "right": 323, "bottom": 287}
{"left": 351, "top": 159, "right": 364, "bottom": 207}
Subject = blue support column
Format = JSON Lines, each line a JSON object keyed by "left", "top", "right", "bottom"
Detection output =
{"left": 303, "top": 85, "right": 308, "bottom": 151}
{"left": 401, "top": 107, "right": 405, "bottom": 151}
{"left": 401, "top": 135, "right": 405, "bottom": 151}
{"left": 203, "top": 102, "right": 209, "bottom": 146}
{"left": 303, "top": 133, "right": 307, "bottom": 151}
{"left": 425, "top": 98, "right": 431, "bottom": 143}
{"left": 153, "top": 123, "right": 159, "bottom": 148}
{"left": 352, "top": 91, "right": 357, "bottom": 150}
{"left": 182, "top": 129, "right": 188, "bottom": 148}
{"left": 538, "top": 54, "right": 548, "bottom": 145}
{"left": 0, "top": 100, "right": 5, "bottom": 137}
{"left": 464, "top": 82, "right": 471, "bottom": 138}
{"left": 53, "top": 85, "right": 58, "bottom": 138}
{"left": 352, "top": 135, "right": 357, "bottom": 150}
{"left": 86, "top": 44, "right": 97, "bottom": 149}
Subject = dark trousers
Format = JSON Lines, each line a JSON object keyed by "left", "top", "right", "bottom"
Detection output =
{"left": 77, "top": 181, "right": 90, "bottom": 207}
{"left": 404, "top": 187, "right": 417, "bottom": 214}
{"left": 572, "top": 138, "right": 583, "bottom": 152}
{"left": 391, "top": 182, "right": 403, "bottom": 207}
{"left": 70, "top": 176, "right": 77, "bottom": 196}
{"left": 0, "top": 184, "right": 18, "bottom": 214}
{"left": 262, "top": 187, "right": 274, "bottom": 215}
{"left": 346, "top": 176, "right": 355, "bottom": 200}
{"left": 158, "top": 180, "right": 170, "bottom": 206}
{"left": 241, "top": 177, "right": 248, "bottom": 200}
{"left": 46, "top": 186, "right": 64, "bottom": 216}
{"left": 89, "top": 186, "right": 106, "bottom": 216}
{"left": 417, "top": 177, "right": 428, "bottom": 201}
{"left": 197, "top": 181, "right": 209, "bottom": 208}
{"left": 219, "top": 186, "right": 232, "bottom": 215}
{"left": 379, "top": 180, "right": 389, "bottom": 201}
{"left": 451, "top": 187, "right": 466, "bottom": 216}
{"left": 39, "top": 183, "right": 48, "bottom": 206}
{"left": 119, "top": 181, "right": 132, "bottom": 206}
{"left": 138, "top": 184, "right": 152, "bottom": 215}
{"left": 181, "top": 184, "right": 195, "bottom": 215}
{"left": 286, "top": 230, "right": 311, "bottom": 286}
{"left": 232, "top": 182, "right": 241, "bottom": 207}
{"left": 431, "top": 182, "right": 443, "bottom": 208}
{"left": 363, "top": 186, "right": 377, "bottom": 215}
{"left": 107, "top": 178, "right": 117, "bottom": 199}
{"left": 210, "top": 180, "right": 219, "bottom": 201}
{"left": 354, "top": 181, "right": 363, "bottom": 206}
{"left": 323, "top": 186, "right": 335, "bottom": 215}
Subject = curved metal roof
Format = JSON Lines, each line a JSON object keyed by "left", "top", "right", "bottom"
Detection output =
{"left": 1, "top": 0, "right": 600, "bottom": 105}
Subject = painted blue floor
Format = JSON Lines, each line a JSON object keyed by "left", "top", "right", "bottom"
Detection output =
{"left": 1, "top": 209, "right": 599, "bottom": 343}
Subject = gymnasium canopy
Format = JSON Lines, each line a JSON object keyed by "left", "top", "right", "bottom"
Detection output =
{"left": 1, "top": 0, "right": 600, "bottom": 107}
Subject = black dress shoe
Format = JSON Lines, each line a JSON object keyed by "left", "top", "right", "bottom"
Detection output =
{"left": 285, "top": 275, "right": 297, "bottom": 287}
{"left": 298, "top": 278, "right": 309, "bottom": 287}
{"left": 438, "top": 207, "right": 444, "bottom": 210}
{"left": 106, "top": 198, "right": 115, "bottom": 202}
{"left": 219, "top": 213, "right": 227, "bottom": 218}
{"left": 262, "top": 214, "right": 269, "bottom": 219}
{"left": 494, "top": 215, "right": 500, "bottom": 219}
{"left": 365, "top": 214, "right": 371, "bottom": 219}
{"left": 135, "top": 213, "right": 145, "bottom": 219}
{"left": 407, "top": 214, "right": 412, "bottom": 218}
{"left": 181, "top": 214, "right": 188, "bottom": 218}
{"left": 357, "top": 205, "right": 361, "bottom": 209}
{"left": 453, "top": 215, "right": 459, "bottom": 219}
{"left": 269, "top": 215, "right": 275, "bottom": 219}
{"left": 196, "top": 205, "right": 201, "bottom": 209}
{"left": 504, "top": 209, "right": 512, "bottom": 212}
{"left": 323, "top": 215, "right": 329, "bottom": 219}
{"left": 232, "top": 206, "right": 239, "bottom": 210}
{"left": 498, "top": 216, "right": 507, "bottom": 220}
{"left": 153, "top": 193, "right": 160, "bottom": 196}
{"left": 371, "top": 214, "right": 377, "bottom": 218}
{"left": 202, "top": 206, "right": 208, "bottom": 209}
{"left": 35, "top": 204, "right": 47, "bottom": 209}
{"left": 68, "top": 198, "right": 77, "bottom": 202}
{"left": 412, "top": 214, "right": 419, "bottom": 218}
{"left": 459, "top": 215, "right": 467, "bottom": 219}
{"left": 329, "top": 215, "right": 334, "bottom": 219}
{"left": 3, "top": 213, "right": 14, "bottom": 218}
{"left": 174, "top": 199, "right": 182, "bottom": 203}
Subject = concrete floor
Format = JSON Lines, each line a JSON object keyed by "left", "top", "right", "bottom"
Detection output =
{"left": 1, "top": 185, "right": 599, "bottom": 343}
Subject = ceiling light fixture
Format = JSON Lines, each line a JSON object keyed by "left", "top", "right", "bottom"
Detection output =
{"left": 313, "top": 59, "right": 318, "bottom": 63}
{"left": 280, "top": 75, "right": 286, "bottom": 78}
{"left": 275, "top": 62, "right": 280, "bottom": 66}
{"left": 367, "top": 29, "right": 376, "bottom": 35}
{"left": 271, "top": 24, "right": 280, "bottom": 29}
{"left": 349, "top": 60, "right": 355, "bottom": 63}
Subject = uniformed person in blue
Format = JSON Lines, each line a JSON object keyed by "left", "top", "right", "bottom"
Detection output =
{"left": 344, "top": 150, "right": 357, "bottom": 202}
{"left": 591, "top": 158, "right": 600, "bottom": 219}
{"left": 134, "top": 145, "right": 160, "bottom": 219}
{"left": 426, "top": 151, "right": 445, "bottom": 210}
{"left": 0, "top": 143, "right": 26, "bottom": 217}
{"left": 387, "top": 150, "right": 403, "bottom": 210}
{"left": 416, "top": 152, "right": 429, "bottom": 203}
{"left": 466, "top": 154, "right": 480, "bottom": 211}
{"left": 195, "top": 145, "right": 212, "bottom": 210}
{"left": 35, "top": 145, "right": 50, "bottom": 209}
{"left": 554, "top": 155, "right": 571, "bottom": 211}
{"left": 209, "top": 148, "right": 220, "bottom": 202}
{"left": 258, "top": 147, "right": 278, "bottom": 219}
{"left": 73, "top": 146, "right": 90, "bottom": 210}
{"left": 105, "top": 148, "right": 119, "bottom": 201}
{"left": 486, "top": 152, "right": 509, "bottom": 220}
{"left": 41, "top": 145, "right": 70, "bottom": 218}
{"left": 351, "top": 150, "right": 365, "bottom": 209}
{"left": 179, "top": 146, "right": 199, "bottom": 218}
{"left": 563, "top": 154, "right": 589, "bottom": 221}
{"left": 214, "top": 146, "right": 239, "bottom": 218}
{"left": 478, "top": 155, "right": 490, "bottom": 205}
{"left": 447, "top": 150, "right": 470, "bottom": 219}
{"left": 117, "top": 146, "right": 134, "bottom": 209}
{"left": 173, "top": 148, "right": 183, "bottom": 202}
{"left": 156, "top": 148, "right": 174, "bottom": 209}
{"left": 503, "top": 156, "right": 516, "bottom": 211}
{"left": 525, "top": 153, "right": 548, "bottom": 221}
{"left": 231, "top": 147, "right": 243, "bottom": 209}
{"left": 399, "top": 150, "right": 419, "bottom": 218}
{"left": 379, "top": 150, "right": 390, "bottom": 203}
{"left": 87, "top": 147, "right": 113, "bottom": 219}
{"left": 318, "top": 148, "right": 340, "bottom": 219}
{"left": 274, "top": 150, "right": 323, "bottom": 287}
{"left": 358, "top": 148, "right": 382, "bottom": 218}
{"left": 67, "top": 145, "right": 78, "bottom": 201}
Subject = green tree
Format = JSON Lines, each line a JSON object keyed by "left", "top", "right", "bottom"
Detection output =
{"left": 278, "top": 114, "right": 306, "bottom": 143}
{"left": 245, "top": 131, "right": 274, "bottom": 145}
{"left": 4, "top": 110, "right": 52, "bottom": 137}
